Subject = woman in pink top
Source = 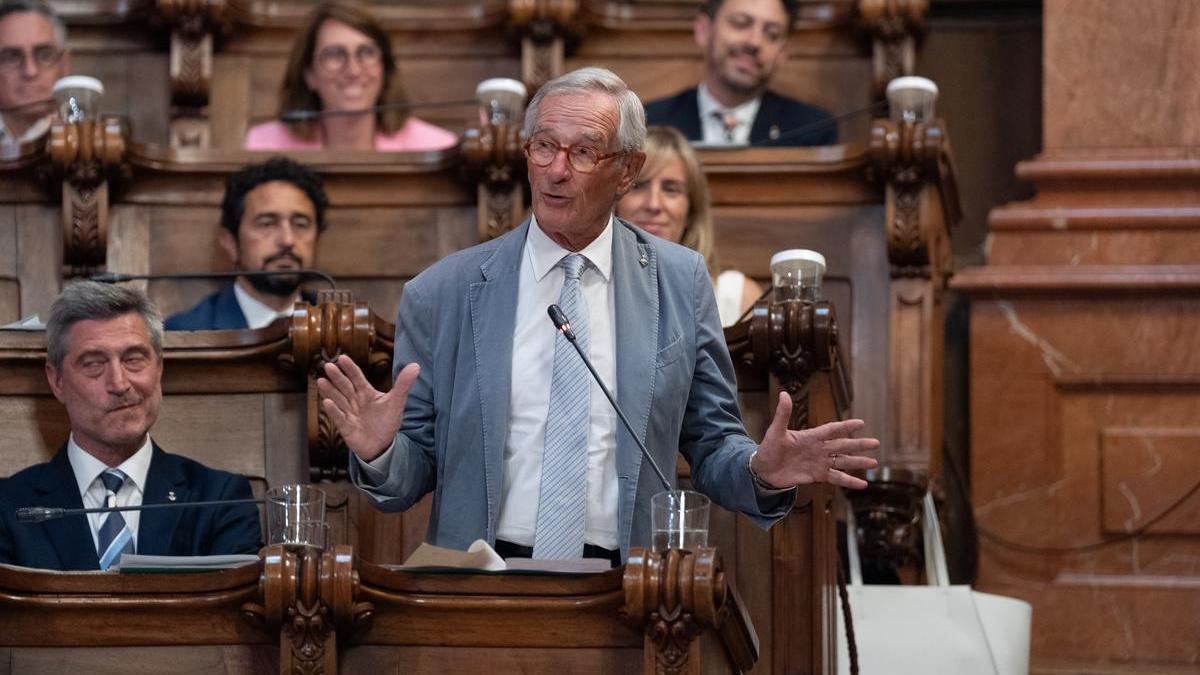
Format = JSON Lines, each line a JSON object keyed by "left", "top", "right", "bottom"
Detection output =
{"left": 245, "top": 2, "right": 457, "bottom": 152}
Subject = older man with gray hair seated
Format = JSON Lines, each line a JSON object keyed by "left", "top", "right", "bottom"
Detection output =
{"left": 317, "top": 66, "right": 879, "bottom": 566}
{"left": 0, "top": 0, "right": 69, "bottom": 147}
{"left": 0, "top": 281, "right": 261, "bottom": 571}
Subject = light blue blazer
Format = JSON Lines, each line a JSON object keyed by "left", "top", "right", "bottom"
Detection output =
{"left": 350, "top": 218, "right": 793, "bottom": 558}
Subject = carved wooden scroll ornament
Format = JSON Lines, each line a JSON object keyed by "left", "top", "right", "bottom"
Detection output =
{"left": 462, "top": 121, "right": 527, "bottom": 240}
{"left": 623, "top": 547, "right": 740, "bottom": 675}
{"left": 155, "top": 0, "right": 232, "bottom": 147}
{"left": 507, "top": 0, "right": 581, "bottom": 92}
{"left": 283, "top": 290, "right": 395, "bottom": 480}
{"left": 855, "top": 0, "right": 928, "bottom": 97}
{"left": 46, "top": 117, "right": 130, "bottom": 276}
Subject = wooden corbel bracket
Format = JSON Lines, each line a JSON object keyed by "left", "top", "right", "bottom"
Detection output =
{"left": 507, "top": 0, "right": 583, "bottom": 92}
{"left": 855, "top": 0, "right": 928, "bottom": 97}
{"left": 462, "top": 121, "right": 527, "bottom": 241}
{"left": 46, "top": 117, "right": 130, "bottom": 275}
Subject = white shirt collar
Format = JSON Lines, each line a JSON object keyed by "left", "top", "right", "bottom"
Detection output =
{"left": 67, "top": 433, "right": 154, "bottom": 497}
{"left": 526, "top": 213, "right": 614, "bottom": 284}
{"left": 0, "top": 114, "right": 52, "bottom": 147}
{"left": 697, "top": 83, "right": 761, "bottom": 146}
{"left": 233, "top": 282, "right": 296, "bottom": 329}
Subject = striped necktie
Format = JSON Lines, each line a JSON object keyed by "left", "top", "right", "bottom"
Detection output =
{"left": 96, "top": 469, "right": 135, "bottom": 570}
{"left": 532, "top": 253, "right": 591, "bottom": 559}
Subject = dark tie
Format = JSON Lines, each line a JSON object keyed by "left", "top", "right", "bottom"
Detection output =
{"left": 532, "top": 253, "right": 591, "bottom": 559}
{"left": 96, "top": 469, "right": 135, "bottom": 570}
{"left": 712, "top": 110, "right": 740, "bottom": 142}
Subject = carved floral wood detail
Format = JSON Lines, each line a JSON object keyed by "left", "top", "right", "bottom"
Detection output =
{"left": 867, "top": 117, "right": 958, "bottom": 281}
{"left": 156, "top": 0, "right": 231, "bottom": 147}
{"left": 243, "top": 545, "right": 360, "bottom": 674}
{"left": 623, "top": 547, "right": 733, "bottom": 675}
{"left": 46, "top": 117, "right": 130, "bottom": 276}
{"left": 855, "top": 0, "right": 928, "bottom": 97}
{"left": 866, "top": 115, "right": 959, "bottom": 476}
{"left": 462, "top": 122, "right": 527, "bottom": 240}
{"left": 508, "top": 0, "right": 581, "bottom": 92}
{"left": 725, "top": 297, "right": 851, "bottom": 429}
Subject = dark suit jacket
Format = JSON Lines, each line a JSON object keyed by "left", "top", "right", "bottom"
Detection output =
{"left": 644, "top": 87, "right": 838, "bottom": 147}
{"left": 165, "top": 285, "right": 317, "bottom": 331}
{"left": 0, "top": 444, "right": 262, "bottom": 570}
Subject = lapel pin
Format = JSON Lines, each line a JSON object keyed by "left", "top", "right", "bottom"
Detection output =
{"left": 167, "top": 490, "right": 177, "bottom": 502}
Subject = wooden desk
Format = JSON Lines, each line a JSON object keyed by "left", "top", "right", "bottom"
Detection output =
{"left": 0, "top": 545, "right": 756, "bottom": 674}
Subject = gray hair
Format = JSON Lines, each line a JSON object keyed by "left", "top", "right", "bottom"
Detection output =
{"left": 46, "top": 281, "right": 163, "bottom": 370}
{"left": 523, "top": 67, "right": 646, "bottom": 154}
{"left": 0, "top": 1, "right": 67, "bottom": 49}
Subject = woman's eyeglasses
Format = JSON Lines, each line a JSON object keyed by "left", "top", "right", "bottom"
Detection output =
{"left": 314, "top": 44, "right": 382, "bottom": 73}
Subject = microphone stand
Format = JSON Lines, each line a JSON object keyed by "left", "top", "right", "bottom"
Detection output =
{"left": 17, "top": 498, "right": 263, "bottom": 523}
{"left": 90, "top": 269, "right": 338, "bottom": 290}
{"left": 547, "top": 304, "right": 672, "bottom": 492}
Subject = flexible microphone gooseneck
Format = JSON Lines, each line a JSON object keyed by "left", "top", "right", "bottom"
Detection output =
{"left": 273, "top": 98, "right": 480, "bottom": 124}
{"left": 546, "top": 304, "right": 671, "bottom": 492}
{"left": 17, "top": 498, "right": 263, "bottom": 524}
{"left": 89, "top": 269, "right": 338, "bottom": 289}
{"left": 746, "top": 99, "right": 889, "bottom": 148}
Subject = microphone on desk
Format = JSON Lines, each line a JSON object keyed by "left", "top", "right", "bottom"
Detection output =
{"left": 271, "top": 98, "right": 479, "bottom": 124}
{"left": 745, "top": 99, "right": 889, "bottom": 148}
{"left": 16, "top": 498, "right": 262, "bottom": 524}
{"left": 546, "top": 304, "right": 672, "bottom": 492}
{"left": 89, "top": 269, "right": 338, "bottom": 289}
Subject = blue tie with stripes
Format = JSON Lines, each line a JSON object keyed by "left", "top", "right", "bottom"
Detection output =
{"left": 96, "top": 469, "right": 135, "bottom": 570}
{"left": 532, "top": 253, "right": 591, "bottom": 559}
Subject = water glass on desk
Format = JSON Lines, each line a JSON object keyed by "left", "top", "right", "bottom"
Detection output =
{"left": 651, "top": 490, "right": 710, "bottom": 552}
{"left": 266, "top": 484, "right": 327, "bottom": 549}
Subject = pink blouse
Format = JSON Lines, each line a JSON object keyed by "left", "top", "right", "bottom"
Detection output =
{"left": 244, "top": 117, "right": 458, "bottom": 152}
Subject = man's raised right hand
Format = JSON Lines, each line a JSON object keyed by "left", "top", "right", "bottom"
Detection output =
{"left": 317, "top": 355, "right": 421, "bottom": 463}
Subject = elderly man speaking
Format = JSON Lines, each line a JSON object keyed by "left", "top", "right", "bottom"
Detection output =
{"left": 318, "top": 67, "right": 877, "bottom": 564}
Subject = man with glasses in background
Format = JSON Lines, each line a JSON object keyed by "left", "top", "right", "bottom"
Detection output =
{"left": 0, "top": 1, "right": 69, "bottom": 148}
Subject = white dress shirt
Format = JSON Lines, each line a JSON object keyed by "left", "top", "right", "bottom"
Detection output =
{"left": 0, "top": 113, "right": 52, "bottom": 153}
{"left": 360, "top": 215, "right": 621, "bottom": 549}
{"left": 233, "top": 282, "right": 295, "bottom": 329}
{"left": 67, "top": 434, "right": 153, "bottom": 553}
{"left": 496, "top": 214, "right": 619, "bottom": 549}
{"left": 697, "top": 83, "right": 762, "bottom": 147}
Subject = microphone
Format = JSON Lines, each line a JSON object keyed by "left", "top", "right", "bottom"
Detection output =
{"left": 746, "top": 99, "right": 888, "bottom": 148}
{"left": 17, "top": 498, "right": 262, "bottom": 524}
{"left": 273, "top": 98, "right": 479, "bottom": 124}
{"left": 546, "top": 304, "right": 671, "bottom": 492}
{"left": 89, "top": 269, "right": 337, "bottom": 289}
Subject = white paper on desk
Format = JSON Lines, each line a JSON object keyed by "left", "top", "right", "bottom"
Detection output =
{"left": 117, "top": 553, "right": 260, "bottom": 572}
{"left": 1, "top": 314, "right": 43, "bottom": 330}
{"left": 401, "top": 539, "right": 507, "bottom": 571}
{"left": 400, "top": 540, "right": 612, "bottom": 574}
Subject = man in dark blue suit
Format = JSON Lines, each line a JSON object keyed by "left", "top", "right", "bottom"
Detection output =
{"left": 0, "top": 282, "right": 261, "bottom": 570}
{"left": 644, "top": 0, "right": 837, "bottom": 147}
{"left": 165, "top": 157, "right": 328, "bottom": 330}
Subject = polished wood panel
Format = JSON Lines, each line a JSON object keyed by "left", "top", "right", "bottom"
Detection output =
{"left": 955, "top": 3, "right": 1200, "bottom": 664}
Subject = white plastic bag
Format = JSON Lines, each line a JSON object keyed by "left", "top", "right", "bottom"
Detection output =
{"left": 836, "top": 493, "right": 1031, "bottom": 675}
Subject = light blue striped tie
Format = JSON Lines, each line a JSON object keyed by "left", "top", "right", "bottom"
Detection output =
{"left": 96, "top": 469, "right": 134, "bottom": 570}
{"left": 533, "top": 253, "right": 591, "bottom": 559}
